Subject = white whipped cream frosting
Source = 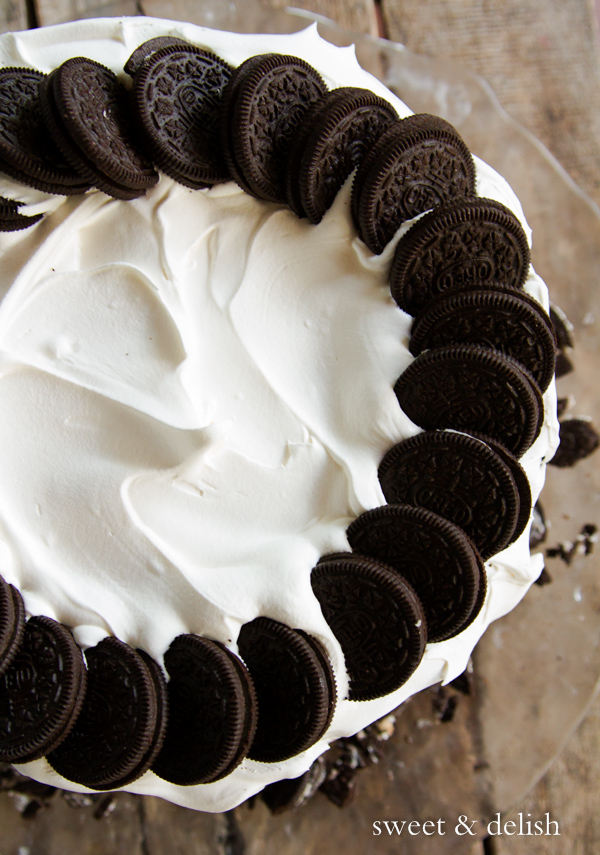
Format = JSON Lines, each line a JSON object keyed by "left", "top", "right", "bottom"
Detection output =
{"left": 0, "top": 17, "right": 559, "bottom": 812}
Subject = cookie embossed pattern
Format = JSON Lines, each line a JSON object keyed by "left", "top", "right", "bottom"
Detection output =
{"left": 0, "top": 16, "right": 558, "bottom": 812}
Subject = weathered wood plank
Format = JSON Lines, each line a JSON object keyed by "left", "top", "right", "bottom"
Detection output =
{"left": 0, "top": 791, "right": 145, "bottom": 855}
{"left": 34, "top": 0, "right": 138, "bottom": 27}
{"left": 382, "top": 0, "right": 600, "bottom": 205}
{"left": 269, "top": 0, "right": 379, "bottom": 37}
{"left": 141, "top": 797, "right": 224, "bottom": 855}
{"left": 34, "top": 0, "right": 379, "bottom": 37}
{"left": 490, "top": 691, "right": 600, "bottom": 855}
{"left": 1, "top": 0, "right": 28, "bottom": 34}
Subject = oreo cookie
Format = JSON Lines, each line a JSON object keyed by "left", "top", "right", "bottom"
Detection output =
{"left": 152, "top": 634, "right": 256, "bottom": 785}
{"left": 0, "top": 616, "right": 86, "bottom": 763}
{"left": 311, "top": 555, "right": 427, "bottom": 701}
{"left": 409, "top": 288, "right": 556, "bottom": 392}
{"left": 347, "top": 504, "right": 485, "bottom": 641}
{"left": 222, "top": 54, "right": 327, "bottom": 203}
{"left": 377, "top": 431, "right": 521, "bottom": 560}
{"left": 469, "top": 433, "right": 532, "bottom": 545}
{"left": 124, "top": 36, "right": 192, "bottom": 76}
{"left": 0, "top": 196, "right": 42, "bottom": 231}
{"left": 48, "top": 637, "right": 166, "bottom": 790}
{"left": 394, "top": 344, "right": 543, "bottom": 457}
{"left": 550, "top": 418, "right": 600, "bottom": 467}
{"left": 237, "top": 618, "right": 336, "bottom": 763}
{"left": 390, "top": 198, "right": 530, "bottom": 314}
{"left": 39, "top": 57, "right": 158, "bottom": 200}
{"left": 0, "top": 67, "right": 89, "bottom": 195}
{"left": 549, "top": 304, "right": 575, "bottom": 377}
{"left": 130, "top": 43, "right": 233, "bottom": 188}
{"left": 352, "top": 114, "right": 476, "bottom": 254}
{"left": 285, "top": 87, "right": 397, "bottom": 222}
{"left": 0, "top": 576, "right": 25, "bottom": 678}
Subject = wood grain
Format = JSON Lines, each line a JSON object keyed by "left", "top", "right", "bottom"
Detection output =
{"left": 1, "top": 0, "right": 28, "bottom": 33}
{"left": 487, "top": 695, "right": 600, "bottom": 854}
{"left": 381, "top": 0, "right": 600, "bottom": 205}
{"left": 269, "top": 0, "right": 379, "bottom": 37}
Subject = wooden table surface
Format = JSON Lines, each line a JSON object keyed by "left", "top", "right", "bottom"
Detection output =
{"left": 0, "top": 2, "right": 599, "bottom": 854}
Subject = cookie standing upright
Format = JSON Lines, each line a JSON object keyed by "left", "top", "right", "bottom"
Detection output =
{"left": 47, "top": 637, "right": 167, "bottom": 790}
{"left": 129, "top": 42, "right": 233, "bottom": 188}
{"left": 285, "top": 86, "right": 398, "bottom": 221}
{"left": 152, "top": 634, "right": 257, "bottom": 786}
{"left": 237, "top": 618, "right": 336, "bottom": 763}
{"left": 39, "top": 57, "right": 158, "bottom": 199}
{"left": 352, "top": 114, "right": 476, "bottom": 254}
{"left": 221, "top": 53, "right": 327, "bottom": 203}
{"left": 390, "top": 197, "right": 531, "bottom": 315}
{"left": 0, "top": 67, "right": 89, "bottom": 194}
{"left": 0, "top": 616, "right": 86, "bottom": 763}
{"left": 0, "top": 575, "right": 25, "bottom": 678}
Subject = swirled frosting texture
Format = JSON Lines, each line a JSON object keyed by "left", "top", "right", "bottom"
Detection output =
{"left": 0, "top": 17, "right": 558, "bottom": 811}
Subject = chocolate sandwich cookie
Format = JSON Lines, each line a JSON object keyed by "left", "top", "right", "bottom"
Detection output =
{"left": 390, "top": 198, "right": 531, "bottom": 315}
{"left": 152, "top": 634, "right": 256, "bottom": 785}
{"left": 39, "top": 57, "right": 158, "bottom": 200}
{"left": 377, "top": 431, "right": 520, "bottom": 560}
{"left": 0, "top": 68, "right": 89, "bottom": 195}
{"left": 549, "top": 304, "right": 575, "bottom": 377}
{"left": 550, "top": 418, "right": 600, "bottom": 467}
{"left": 0, "top": 616, "right": 86, "bottom": 763}
{"left": 0, "top": 196, "right": 42, "bottom": 231}
{"left": 223, "top": 54, "right": 327, "bottom": 203}
{"left": 47, "top": 637, "right": 164, "bottom": 790}
{"left": 237, "top": 618, "right": 336, "bottom": 763}
{"left": 124, "top": 36, "right": 192, "bottom": 76}
{"left": 311, "top": 555, "right": 427, "bottom": 701}
{"left": 347, "top": 504, "right": 485, "bottom": 641}
{"left": 394, "top": 344, "right": 543, "bottom": 458}
{"left": 130, "top": 43, "right": 233, "bottom": 188}
{"left": 469, "top": 432, "right": 532, "bottom": 545}
{"left": 409, "top": 288, "right": 557, "bottom": 392}
{"left": 285, "top": 87, "right": 398, "bottom": 222}
{"left": 0, "top": 576, "right": 25, "bottom": 677}
{"left": 219, "top": 54, "right": 275, "bottom": 198}
{"left": 351, "top": 114, "right": 476, "bottom": 254}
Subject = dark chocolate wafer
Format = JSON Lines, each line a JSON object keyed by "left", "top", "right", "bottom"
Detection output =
{"left": 131, "top": 44, "right": 233, "bottom": 188}
{"left": 224, "top": 54, "right": 327, "bottom": 203}
{"left": 377, "top": 430, "right": 521, "bottom": 559}
{"left": 469, "top": 432, "right": 532, "bottom": 544}
{"left": 394, "top": 344, "right": 543, "bottom": 457}
{"left": 47, "top": 637, "right": 162, "bottom": 790}
{"left": 0, "top": 67, "right": 89, "bottom": 195}
{"left": 40, "top": 57, "right": 158, "bottom": 200}
{"left": 124, "top": 36, "right": 192, "bottom": 76}
{"left": 351, "top": 114, "right": 475, "bottom": 254}
{"left": 311, "top": 555, "right": 427, "bottom": 701}
{"left": 549, "top": 304, "right": 575, "bottom": 377}
{"left": 152, "top": 634, "right": 256, "bottom": 785}
{"left": 237, "top": 618, "right": 336, "bottom": 763}
{"left": 409, "top": 288, "right": 556, "bottom": 392}
{"left": 0, "top": 577, "right": 25, "bottom": 678}
{"left": 390, "top": 198, "right": 531, "bottom": 314}
{"left": 124, "top": 648, "right": 168, "bottom": 788}
{"left": 347, "top": 504, "right": 484, "bottom": 641}
{"left": 285, "top": 87, "right": 397, "bottom": 222}
{"left": 0, "top": 196, "right": 42, "bottom": 231}
{"left": 219, "top": 54, "right": 273, "bottom": 198}
{"left": 550, "top": 418, "right": 600, "bottom": 467}
{"left": 0, "top": 616, "right": 86, "bottom": 762}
